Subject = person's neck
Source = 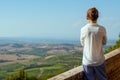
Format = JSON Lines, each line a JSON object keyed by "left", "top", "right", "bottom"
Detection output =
{"left": 89, "top": 20, "right": 97, "bottom": 24}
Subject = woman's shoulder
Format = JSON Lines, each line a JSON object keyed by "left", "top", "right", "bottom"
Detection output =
{"left": 81, "top": 24, "right": 90, "bottom": 31}
{"left": 97, "top": 24, "right": 106, "bottom": 33}
{"left": 97, "top": 24, "right": 106, "bottom": 30}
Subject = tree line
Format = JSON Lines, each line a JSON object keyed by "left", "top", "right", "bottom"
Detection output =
{"left": 105, "top": 34, "right": 120, "bottom": 53}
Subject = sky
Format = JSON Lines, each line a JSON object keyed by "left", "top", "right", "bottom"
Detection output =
{"left": 0, "top": 0, "right": 120, "bottom": 40}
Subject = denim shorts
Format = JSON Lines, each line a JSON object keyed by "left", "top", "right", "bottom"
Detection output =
{"left": 83, "top": 62, "right": 108, "bottom": 80}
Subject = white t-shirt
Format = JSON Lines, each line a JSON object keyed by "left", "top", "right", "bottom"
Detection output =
{"left": 80, "top": 23, "right": 107, "bottom": 66}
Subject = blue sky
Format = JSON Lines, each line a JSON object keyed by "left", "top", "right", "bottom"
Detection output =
{"left": 0, "top": 0, "right": 120, "bottom": 40}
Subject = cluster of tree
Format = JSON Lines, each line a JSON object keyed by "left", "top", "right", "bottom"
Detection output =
{"left": 105, "top": 34, "right": 120, "bottom": 53}
{"left": 0, "top": 60, "right": 11, "bottom": 63}
{"left": 7, "top": 69, "right": 38, "bottom": 80}
{"left": 28, "top": 64, "right": 52, "bottom": 70}
{"left": 6, "top": 69, "right": 60, "bottom": 80}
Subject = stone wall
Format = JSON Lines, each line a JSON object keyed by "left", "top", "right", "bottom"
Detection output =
{"left": 105, "top": 48, "right": 120, "bottom": 80}
{"left": 48, "top": 48, "right": 120, "bottom": 80}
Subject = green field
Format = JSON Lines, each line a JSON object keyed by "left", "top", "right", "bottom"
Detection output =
{"left": 0, "top": 53, "right": 82, "bottom": 80}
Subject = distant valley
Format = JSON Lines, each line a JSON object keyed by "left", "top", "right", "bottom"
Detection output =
{"left": 0, "top": 43, "right": 82, "bottom": 66}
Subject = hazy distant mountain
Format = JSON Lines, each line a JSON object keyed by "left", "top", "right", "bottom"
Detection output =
{"left": 0, "top": 37, "right": 116, "bottom": 45}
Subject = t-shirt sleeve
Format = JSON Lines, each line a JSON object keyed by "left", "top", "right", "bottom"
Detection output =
{"left": 80, "top": 28, "right": 85, "bottom": 46}
{"left": 102, "top": 27, "right": 107, "bottom": 45}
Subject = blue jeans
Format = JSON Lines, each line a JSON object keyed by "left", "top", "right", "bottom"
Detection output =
{"left": 83, "top": 63, "right": 108, "bottom": 80}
